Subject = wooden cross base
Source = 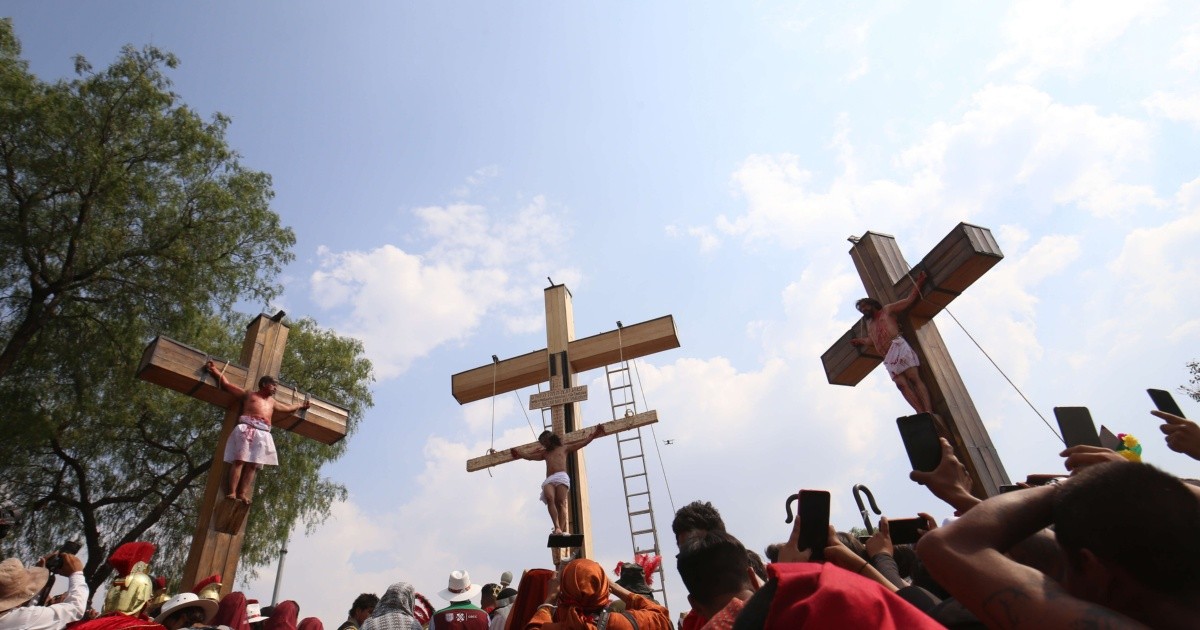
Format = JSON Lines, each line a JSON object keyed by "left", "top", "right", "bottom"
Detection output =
{"left": 548, "top": 534, "right": 584, "bottom": 548}
{"left": 213, "top": 498, "right": 250, "bottom": 535}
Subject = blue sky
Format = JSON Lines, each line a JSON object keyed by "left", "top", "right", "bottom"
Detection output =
{"left": 9, "top": 0, "right": 1200, "bottom": 623}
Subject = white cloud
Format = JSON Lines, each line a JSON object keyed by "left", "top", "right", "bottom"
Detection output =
{"left": 1170, "top": 24, "right": 1200, "bottom": 70}
{"left": 1144, "top": 90, "right": 1200, "bottom": 128}
{"left": 989, "top": 0, "right": 1164, "bottom": 80}
{"left": 310, "top": 195, "right": 581, "bottom": 379}
{"left": 698, "top": 84, "right": 1161, "bottom": 254}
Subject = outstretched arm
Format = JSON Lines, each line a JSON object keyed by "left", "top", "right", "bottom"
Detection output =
{"left": 275, "top": 398, "right": 311, "bottom": 415}
{"left": 849, "top": 337, "right": 876, "bottom": 351}
{"left": 205, "top": 360, "right": 245, "bottom": 398}
{"left": 918, "top": 484, "right": 1146, "bottom": 629}
{"left": 884, "top": 270, "right": 927, "bottom": 314}
{"left": 511, "top": 444, "right": 546, "bottom": 462}
{"left": 567, "top": 425, "right": 607, "bottom": 453}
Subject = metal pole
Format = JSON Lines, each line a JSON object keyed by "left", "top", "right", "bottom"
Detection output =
{"left": 271, "top": 538, "right": 289, "bottom": 606}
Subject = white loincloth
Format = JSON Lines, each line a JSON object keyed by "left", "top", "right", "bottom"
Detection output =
{"left": 884, "top": 336, "right": 920, "bottom": 378}
{"left": 539, "top": 471, "right": 570, "bottom": 504}
{"left": 223, "top": 416, "right": 278, "bottom": 468}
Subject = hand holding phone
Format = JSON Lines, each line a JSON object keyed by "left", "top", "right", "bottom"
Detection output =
{"left": 884, "top": 517, "right": 924, "bottom": 545}
{"left": 1148, "top": 389, "right": 1186, "bottom": 418}
{"left": 785, "top": 490, "right": 830, "bottom": 562}
{"left": 897, "top": 413, "right": 942, "bottom": 472}
{"left": 1054, "top": 407, "right": 1101, "bottom": 448}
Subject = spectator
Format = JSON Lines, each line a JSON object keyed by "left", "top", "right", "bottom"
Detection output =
{"left": 0, "top": 553, "right": 87, "bottom": 630}
{"left": 489, "top": 587, "right": 517, "bottom": 630}
{"left": 338, "top": 592, "right": 379, "bottom": 630}
{"left": 525, "top": 558, "right": 671, "bottom": 629}
{"left": 263, "top": 601, "right": 300, "bottom": 630}
{"left": 676, "top": 531, "right": 759, "bottom": 630}
{"left": 361, "top": 582, "right": 420, "bottom": 630}
{"left": 919, "top": 461, "right": 1200, "bottom": 628}
{"left": 480, "top": 584, "right": 500, "bottom": 615}
{"left": 299, "top": 619, "right": 323, "bottom": 630}
{"left": 1153, "top": 409, "right": 1200, "bottom": 460}
{"left": 672, "top": 501, "right": 726, "bottom": 630}
{"left": 211, "top": 591, "right": 250, "bottom": 630}
{"left": 430, "top": 571, "right": 488, "bottom": 630}
{"left": 505, "top": 569, "right": 553, "bottom": 630}
{"left": 154, "top": 592, "right": 219, "bottom": 630}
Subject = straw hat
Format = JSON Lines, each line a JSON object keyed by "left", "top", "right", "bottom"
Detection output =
{"left": 0, "top": 558, "right": 49, "bottom": 613}
{"left": 154, "top": 592, "right": 218, "bottom": 624}
{"left": 438, "top": 570, "right": 482, "bottom": 603}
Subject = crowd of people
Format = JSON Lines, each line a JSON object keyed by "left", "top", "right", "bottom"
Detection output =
{"left": 3, "top": 404, "right": 1198, "bottom": 629}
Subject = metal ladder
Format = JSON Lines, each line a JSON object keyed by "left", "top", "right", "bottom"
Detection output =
{"left": 605, "top": 361, "right": 667, "bottom": 606}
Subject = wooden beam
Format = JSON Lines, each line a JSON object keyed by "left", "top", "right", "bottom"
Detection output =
{"left": 466, "top": 411, "right": 658, "bottom": 472}
{"left": 137, "top": 335, "right": 349, "bottom": 445}
{"left": 450, "top": 316, "right": 680, "bottom": 405}
{"left": 819, "top": 223, "right": 1003, "bottom": 387}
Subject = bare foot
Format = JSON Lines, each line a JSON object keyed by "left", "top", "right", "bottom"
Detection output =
{"left": 551, "top": 528, "right": 563, "bottom": 536}
{"left": 225, "top": 493, "right": 237, "bottom": 502}
{"left": 238, "top": 495, "right": 252, "bottom": 505}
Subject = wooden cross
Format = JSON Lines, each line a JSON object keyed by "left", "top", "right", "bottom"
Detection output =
{"left": 820, "top": 223, "right": 1011, "bottom": 497}
{"left": 136, "top": 312, "right": 350, "bottom": 596}
{"left": 451, "top": 284, "right": 680, "bottom": 559}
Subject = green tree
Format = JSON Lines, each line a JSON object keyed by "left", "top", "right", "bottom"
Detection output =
{"left": 4, "top": 314, "right": 373, "bottom": 601}
{"left": 0, "top": 20, "right": 375, "bottom": 600}
{"left": 0, "top": 17, "right": 291, "bottom": 386}
{"left": 1186, "top": 360, "right": 1199, "bottom": 404}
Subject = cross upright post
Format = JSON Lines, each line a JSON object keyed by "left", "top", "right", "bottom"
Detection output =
{"left": 820, "top": 224, "right": 1011, "bottom": 497}
{"left": 136, "top": 312, "right": 350, "bottom": 595}
{"left": 451, "top": 284, "right": 680, "bottom": 560}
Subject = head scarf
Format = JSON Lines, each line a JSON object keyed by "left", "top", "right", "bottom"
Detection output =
{"left": 503, "top": 569, "right": 553, "bottom": 630}
{"left": 263, "top": 600, "right": 299, "bottom": 630}
{"left": 557, "top": 559, "right": 611, "bottom": 629}
{"left": 297, "top": 619, "right": 323, "bottom": 630}
{"left": 212, "top": 591, "right": 250, "bottom": 630}
{"left": 362, "top": 582, "right": 421, "bottom": 630}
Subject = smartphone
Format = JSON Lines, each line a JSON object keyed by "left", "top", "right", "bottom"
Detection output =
{"left": 798, "top": 490, "right": 830, "bottom": 562}
{"left": 1024, "top": 473, "right": 1066, "bottom": 486}
{"left": 1148, "top": 389, "right": 1186, "bottom": 418}
{"left": 886, "top": 517, "right": 924, "bottom": 545}
{"left": 1054, "top": 407, "right": 1101, "bottom": 448}
{"left": 897, "top": 413, "right": 942, "bottom": 472}
{"left": 998, "top": 484, "right": 1022, "bottom": 494}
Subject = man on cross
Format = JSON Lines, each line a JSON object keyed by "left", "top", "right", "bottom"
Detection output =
{"left": 206, "top": 359, "right": 309, "bottom": 504}
{"left": 850, "top": 271, "right": 933, "bottom": 414}
{"left": 515, "top": 428, "right": 604, "bottom": 535}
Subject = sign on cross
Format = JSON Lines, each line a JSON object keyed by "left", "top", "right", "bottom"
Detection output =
{"left": 820, "top": 223, "right": 1011, "bottom": 497}
{"left": 136, "top": 312, "right": 350, "bottom": 596}
{"left": 451, "top": 284, "right": 679, "bottom": 559}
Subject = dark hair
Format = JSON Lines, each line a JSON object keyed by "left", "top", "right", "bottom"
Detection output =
{"left": 763, "top": 543, "right": 783, "bottom": 564}
{"left": 537, "top": 430, "right": 562, "bottom": 449}
{"left": 1054, "top": 462, "right": 1200, "bottom": 598}
{"left": 855, "top": 298, "right": 882, "bottom": 311}
{"left": 480, "top": 583, "right": 500, "bottom": 602}
{"left": 258, "top": 375, "right": 277, "bottom": 388}
{"left": 165, "top": 606, "right": 208, "bottom": 626}
{"left": 677, "top": 530, "right": 751, "bottom": 609}
{"left": 349, "top": 593, "right": 378, "bottom": 615}
{"left": 745, "top": 548, "right": 767, "bottom": 582}
{"left": 836, "top": 531, "right": 869, "bottom": 563}
{"left": 672, "top": 501, "right": 726, "bottom": 537}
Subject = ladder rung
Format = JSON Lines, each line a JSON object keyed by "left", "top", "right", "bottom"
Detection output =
{"left": 620, "top": 454, "right": 644, "bottom": 461}
{"left": 617, "top": 435, "right": 640, "bottom": 443}
{"left": 626, "top": 491, "right": 649, "bottom": 499}
{"left": 631, "top": 528, "right": 655, "bottom": 536}
{"left": 624, "top": 472, "right": 647, "bottom": 479}
{"left": 629, "top": 509, "right": 652, "bottom": 517}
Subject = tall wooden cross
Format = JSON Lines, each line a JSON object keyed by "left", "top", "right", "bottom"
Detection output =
{"left": 451, "top": 284, "right": 679, "bottom": 559}
{"left": 136, "top": 312, "right": 350, "bottom": 596}
{"left": 820, "top": 223, "right": 1011, "bottom": 497}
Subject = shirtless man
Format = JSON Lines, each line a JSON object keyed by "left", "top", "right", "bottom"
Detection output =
{"left": 516, "top": 428, "right": 604, "bottom": 535}
{"left": 206, "top": 360, "right": 309, "bottom": 503}
{"left": 849, "top": 271, "right": 932, "bottom": 414}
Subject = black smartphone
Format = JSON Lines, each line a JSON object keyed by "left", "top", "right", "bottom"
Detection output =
{"left": 1054, "top": 407, "right": 1101, "bottom": 448}
{"left": 897, "top": 413, "right": 942, "bottom": 472}
{"left": 1148, "top": 389, "right": 1186, "bottom": 418}
{"left": 998, "top": 484, "right": 1021, "bottom": 494}
{"left": 798, "top": 490, "right": 830, "bottom": 562}
{"left": 886, "top": 517, "right": 924, "bottom": 545}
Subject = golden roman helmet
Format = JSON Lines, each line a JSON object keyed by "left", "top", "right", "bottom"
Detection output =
{"left": 192, "top": 573, "right": 223, "bottom": 602}
{"left": 146, "top": 576, "right": 170, "bottom": 613}
{"left": 101, "top": 542, "right": 156, "bottom": 615}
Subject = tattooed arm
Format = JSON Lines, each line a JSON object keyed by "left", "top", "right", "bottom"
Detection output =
{"left": 916, "top": 485, "right": 1147, "bottom": 629}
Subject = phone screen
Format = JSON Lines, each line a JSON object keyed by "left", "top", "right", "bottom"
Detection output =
{"left": 1148, "top": 389, "right": 1186, "bottom": 418}
{"left": 886, "top": 517, "right": 923, "bottom": 545}
{"left": 897, "top": 413, "right": 942, "bottom": 472}
{"left": 1054, "top": 407, "right": 1101, "bottom": 448}
{"left": 798, "top": 490, "right": 830, "bottom": 562}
